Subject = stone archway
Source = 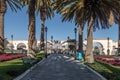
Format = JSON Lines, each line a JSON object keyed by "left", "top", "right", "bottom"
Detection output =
{"left": 93, "top": 42, "right": 104, "bottom": 55}
{"left": 17, "top": 43, "right": 26, "bottom": 50}
{"left": 6, "top": 43, "right": 14, "bottom": 50}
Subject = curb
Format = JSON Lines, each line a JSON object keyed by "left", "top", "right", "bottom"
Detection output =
{"left": 84, "top": 64, "right": 107, "bottom": 80}
{"left": 13, "top": 58, "right": 46, "bottom": 80}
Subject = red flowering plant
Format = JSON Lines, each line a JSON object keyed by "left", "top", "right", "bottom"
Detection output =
{"left": 0, "top": 54, "right": 26, "bottom": 62}
{"left": 95, "top": 56, "right": 120, "bottom": 66}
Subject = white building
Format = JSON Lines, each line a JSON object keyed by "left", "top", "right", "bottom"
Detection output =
{"left": 4, "top": 38, "right": 118, "bottom": 55}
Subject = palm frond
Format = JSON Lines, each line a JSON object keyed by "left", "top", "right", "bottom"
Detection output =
{"left": 6, "top": 0, "right": 22, "bottom": 12}
{"left": 36, "top": 0, "right": 54, "bottom": 19}
{"left": 53, "top": 0, "right": 120, "bottom": 30}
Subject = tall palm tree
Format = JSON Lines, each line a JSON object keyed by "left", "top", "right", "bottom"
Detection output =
{"left": 21, "top": 0, "right": 36, "bottom": 58}
{"left": 53, "top": 0, "right": 84, "bottom": 56}
{"left": 36, "top": 0, "right": 54, "bottom": 52}
{"left": 53, "top": 0, "right": 120, "bottom": 63}
{"left": 0, "top": 0, "right": 21, "bottom": 53}
{"left": 28, "top": 0, "right": 36, "bottom": 58}
{"left": 21, "top": 0, "right": 54, "bottom": 57}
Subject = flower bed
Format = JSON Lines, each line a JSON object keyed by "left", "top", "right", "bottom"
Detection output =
{"left": 95, "top": 56, "right": 120, "bottom": 66}
{"left": 0, "top": 54, "right": 26, "bottom": 62}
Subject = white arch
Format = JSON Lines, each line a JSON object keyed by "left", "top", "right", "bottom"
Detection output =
{"left": 17, "top": 43, "right": 26, "bottom": 50}
{"left": 6, "top": 43, "right": 14, "bottom": 50}
{"left": 93, "top": 42, "right": 104, "bottom": 55}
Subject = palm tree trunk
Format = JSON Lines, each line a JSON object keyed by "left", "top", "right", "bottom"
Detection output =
{"left": 78, "top": 25, "right": 83, "bottom": 52}
{"left": 40, "top": 20, "right": 45, "bottom": 52}
{"left": 28, "top": 0, "right": 36, "bottom": 58}
{"left": 40, "top": 7, "right": 46, "bottom": 52}
{"left": 0, "top": 13, "right": 4, "bottom": 53}
{"left": 85, "top": 17, "right": 94, "bottom": 63}
{"left": 0, "top": 0, "right": 6, "bottom": 53}
{"left": 78, "top": 24, "right": 84, "bottom": 60}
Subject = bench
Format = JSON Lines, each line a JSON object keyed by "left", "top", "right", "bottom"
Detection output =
{"left": 22, "top": 56, "right": 39, "bottom": 65}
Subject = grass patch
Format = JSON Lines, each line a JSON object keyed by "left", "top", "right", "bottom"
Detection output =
{"left": 0, "top": 53, "right": 45, "bottom": 80}
{"left": 86, "top": 61, "right": 120, "bottom": 80}
{"left": 0, "top": 58, "right": 31, "bottom": 80}
{"left": 37, "top": 53, "right": 45, "bottom": 59}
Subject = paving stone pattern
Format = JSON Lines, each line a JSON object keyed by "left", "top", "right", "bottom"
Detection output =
{"left": 20, "top": 54, "right": 104, "bottom": 80}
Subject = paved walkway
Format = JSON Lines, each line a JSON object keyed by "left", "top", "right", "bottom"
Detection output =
{"left": 15, "top": 54, "right": 107, "bottom": 80}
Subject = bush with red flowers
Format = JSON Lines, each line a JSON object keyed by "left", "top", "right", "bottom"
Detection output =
{"left": 95, "top": 56, "right": 120, "bottom": 66}
{"left": 0, "top": 54, "right": 26, "bottom": 62}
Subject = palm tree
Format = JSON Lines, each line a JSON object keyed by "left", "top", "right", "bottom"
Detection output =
{"left": 21, "top": 0, "right": 36, "bottom": 58}
{"left": 53, "top": 0, "right": 84, "bottom": 58}
{"left": 0, "top": 0, "right": 21, "bottom": 53}
{"left": 36, "top": 0, "right": 54, "bottom": 52}
{"left": 53, "top": 0, "right": 120, "bottom": 63}
{"left": 21, "top": 0, "right": 54, "bottom": 57}
{"left": 27, "top": 0, "right": 36, "bottom": 58}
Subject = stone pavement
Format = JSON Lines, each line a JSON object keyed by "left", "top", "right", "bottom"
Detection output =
{"left": 14, "top": 54, "right": 107, "bottom": 80}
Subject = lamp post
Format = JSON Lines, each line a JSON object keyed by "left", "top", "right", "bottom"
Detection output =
{"left": 67, "top": 36, "right": 70, "bottom": 55}
{"left": 74, "top": 28, "right": 77, "bottom": 60}
{"left": 45, "top": 27, "right": 48, "bottom": 58}
{"left": 11, "top": 34, "right": 13, "bottom": 53}
{"left": 107, "top": 37, "right": 110, "bottom": 55}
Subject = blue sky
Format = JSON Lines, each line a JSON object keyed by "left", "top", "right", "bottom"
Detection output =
{"left": 4, "top": 6, "right": 118, "bottom": 41}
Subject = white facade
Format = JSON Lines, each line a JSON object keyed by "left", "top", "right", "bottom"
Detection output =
{"left": 5, "top": 38, "right": 118, "bottom": 55}
{"left": 83, "top": 38, "right": 118, "bottom": 55}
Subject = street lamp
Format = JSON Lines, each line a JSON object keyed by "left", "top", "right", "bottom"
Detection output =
{"left": 107, "top": 37, "right": 110, "bottom": 55}
{"left": 67, "top": 36, "right": 70, "bottom": 55}
{"left": 67, "top": 36, "right": 70, "bottom": 41}
{"left": 74, "top": 28, "right": 77, "bottom": 60}
{"left": 45, "top": 27, "right": 48, "bottom": 58}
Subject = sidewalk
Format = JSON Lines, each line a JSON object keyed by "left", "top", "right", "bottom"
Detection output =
{"left": 14, "top": 54, "right": 107, "bottom": 80}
